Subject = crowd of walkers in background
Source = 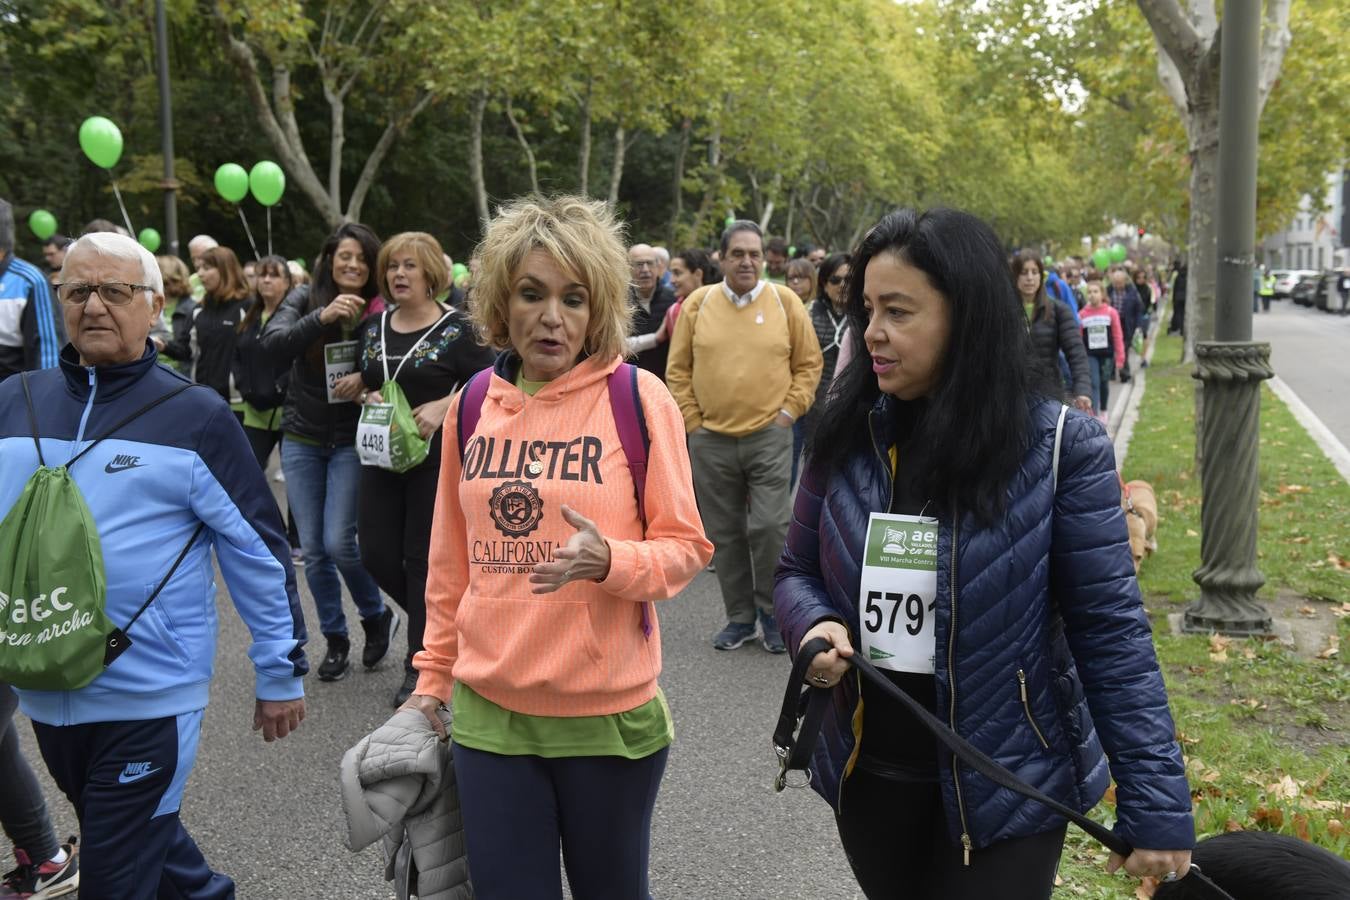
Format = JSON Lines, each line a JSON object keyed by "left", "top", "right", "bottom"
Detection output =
{"left": 0, "top": 192, "right": 1191, "bottom": 899}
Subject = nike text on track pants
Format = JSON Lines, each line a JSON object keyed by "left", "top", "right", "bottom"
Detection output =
{"left": 32, "top": 710, "right": 235, "bottom": 900}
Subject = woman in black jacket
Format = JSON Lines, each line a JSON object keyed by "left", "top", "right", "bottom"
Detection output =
{"left": 1014, "top": 252, "right": 1092, "bottom": 412}
{"left": 260, "top": 223, "right": 395, "bottom": 683}
{"left": 168, "top": 246, "right": 250, "bottom": 407}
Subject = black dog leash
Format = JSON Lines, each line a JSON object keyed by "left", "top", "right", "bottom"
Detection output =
{"left": 773, "top": 637, "right": 1234, "bottom": 899}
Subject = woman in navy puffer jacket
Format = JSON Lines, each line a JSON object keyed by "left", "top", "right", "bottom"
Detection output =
{"left": 774, "top": 208, "right": 1193, "bottom": 900}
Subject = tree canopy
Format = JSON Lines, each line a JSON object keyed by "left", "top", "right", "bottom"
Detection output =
{"left": 2, "top": 0, "right": 1344, "bottom": 268}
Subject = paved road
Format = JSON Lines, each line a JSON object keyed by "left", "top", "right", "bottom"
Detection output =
{"left": 17, "top": 501, "right": 859, "bottom": 898}
{"left": 1254, "top": 300, "right": 1350, "bottom": 446}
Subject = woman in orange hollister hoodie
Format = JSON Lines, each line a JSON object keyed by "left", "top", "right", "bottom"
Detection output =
{"left": 404, "top": 196, "right": 713, "bottom": 899}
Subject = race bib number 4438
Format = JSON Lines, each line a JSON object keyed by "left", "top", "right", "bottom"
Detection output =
{"left": 859, "top": 513, "right": 940, "bottom": 674}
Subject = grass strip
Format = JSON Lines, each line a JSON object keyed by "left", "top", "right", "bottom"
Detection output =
{"left": 1054, "top": 332, "right": 1348, "bottom": 898}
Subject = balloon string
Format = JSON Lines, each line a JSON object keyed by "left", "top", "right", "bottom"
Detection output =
{"left": 108, "top": 174, "right": 135, "bottom": 235}
{"left": 237, "top": 207, "right": 260, "bottom": 261}
{"left": 267, "top": 207, "right": 273, "bottom": 257}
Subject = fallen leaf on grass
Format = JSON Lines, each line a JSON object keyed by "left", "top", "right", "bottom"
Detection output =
{"left": 1054, "top": 875, "right": 1063, "bottom": 887}
{"left": 1186, "top": 528, "right": 1200, "bottom": 537}
{"left": 1329, "top": 819, "right": 1344, "bottom": 838}
{"left": 1253, "top": 805, "right": 1284, "bottom": 828}
{"left": 1277, "top": 483, "right": 1311, "bottom": 494}
{"left": 1328, "top": 552, "right": 1349, "bottom": 572}
{"left": 1200, "top": 769, "right": 1221, "bottom": 783}
{"left": 1224, "top": 819, "right": 1244, "bottom": 832}
{"left": 1267, "top": 775, "right": 1303, "bottom": 799}
{"left": 1230, "top": 697, "right": 1267, "bottom": 710}
{"left": 1186, "top": 665, "right": 1207, "bottom": 676}
{"left": 1316, "top": 636, "right": 1339, "bottom": 660}
{"left": 1208, "top": 633, "right": 1231, "bottom": 662}
{"left": 1176, "top": 729, "right": 1201, "bottom": 745}
{"left": 1294, "top": 813, "right": 1311, "bottom": 841}
{"left": 1297, "top": 605, "right": 1317, "bottom": 617}
{"left": 1289, "top": 535, "right": 1310, "bottom": 544}
{"left": 1242, "top": 645, "right": 1257, "bottom": 660}
{"left": 1330, "top": 602, "right": 1350, "bottom": 619}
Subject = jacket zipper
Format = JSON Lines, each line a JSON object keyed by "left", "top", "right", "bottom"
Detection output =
{"left": 72, "top": 368, "right": 98, "bottom": 459}
{"left": 1017, "top": 669, "right": 1051, "bottom": 749}
{"left": 946, "top": 513, "right": 972, "bottom": 865}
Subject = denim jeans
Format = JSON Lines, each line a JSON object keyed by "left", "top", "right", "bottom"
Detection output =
{"left": 281, "top": 439, "right": 384, "bottom": 638}
{"left": 1087, "top": 355, "right": 1113, "bottom": 414}
{"left": 0, "top": 682, "right": 60, "bottom": 864}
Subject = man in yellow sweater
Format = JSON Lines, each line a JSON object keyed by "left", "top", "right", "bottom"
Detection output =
{"left": 666, "top": 220, "right": 823, "bottom": 653}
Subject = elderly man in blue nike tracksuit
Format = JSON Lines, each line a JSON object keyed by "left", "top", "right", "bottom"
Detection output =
{"left": 0, "top": 232, "right": 308, "bottom": 899}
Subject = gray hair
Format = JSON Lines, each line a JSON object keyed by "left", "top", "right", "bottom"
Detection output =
{"left": 62, "top": 232, "right": 163, "bottom": 308}
{"left": 188, "top": 234, "right": 218, "bottom": 255}
{"left": 0, "top": 199, "right": 14, "bottom": 255}
{"left": 652, "top": 245, "right": 669, "bottom": 266}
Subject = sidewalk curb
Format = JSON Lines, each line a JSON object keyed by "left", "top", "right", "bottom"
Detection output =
{"left": 1112, "top": 318, "right": 1162, "bottom": 470}
{"left": 1266, "top": 375, "right": 1350, "bottom": 486}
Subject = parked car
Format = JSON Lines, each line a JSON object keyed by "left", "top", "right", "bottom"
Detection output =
{"left": 1290, "top": 272, "right": 1320, "bottom": 307}
{"left": 1312, "top": 271, "right": 1345, "bottom": 312}
{"left": 1274, "top": 269, "right": 1318, "bottom": 298}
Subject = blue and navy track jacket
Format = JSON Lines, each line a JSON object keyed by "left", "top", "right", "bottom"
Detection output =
{"left": 0, "top": 342, "right": 308, "bottom": 725}
{"left": 0, "top": 254, "right": 64, "bottom": 380}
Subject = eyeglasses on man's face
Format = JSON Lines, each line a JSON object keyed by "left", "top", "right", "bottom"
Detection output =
{"left": 56, "top": 282, "right": 153, "bottom": 306}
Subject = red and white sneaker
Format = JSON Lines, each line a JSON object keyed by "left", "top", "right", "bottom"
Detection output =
{"left": 0, "top": 840, "right": 79, "bottom": 899}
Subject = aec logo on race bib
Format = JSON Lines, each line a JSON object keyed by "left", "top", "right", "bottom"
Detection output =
{"left": 867, "top": 521, "right": 938, "bottom": 571}
{"left": 0, "top": 586, "right": 96, "bottom": 646}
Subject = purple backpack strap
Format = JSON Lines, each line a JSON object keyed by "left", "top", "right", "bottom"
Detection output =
{"left": 456, "top": 368, "right": 493, "bottom": 458}
{"left": 606, "top": 363, "right": 654, "bottom": 636}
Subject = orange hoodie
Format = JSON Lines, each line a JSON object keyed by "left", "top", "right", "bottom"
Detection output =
{"left": 413, "top": 354, "right": 714, "bottom": 717}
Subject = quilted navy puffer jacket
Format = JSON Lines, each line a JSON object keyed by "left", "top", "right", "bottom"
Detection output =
{"left": 774, "top": 397, "right": 1194, "bottom": 854}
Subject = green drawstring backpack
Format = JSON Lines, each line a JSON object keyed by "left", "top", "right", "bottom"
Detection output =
{"left": 0, "top": 374, "right": 204, "bottom": 690}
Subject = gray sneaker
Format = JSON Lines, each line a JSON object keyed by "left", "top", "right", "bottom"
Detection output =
{"left": 758, "top": 611, "right": 786, "bottom": 654}
{"left": 712, "top": 621, "right": 757, "bottom": 651}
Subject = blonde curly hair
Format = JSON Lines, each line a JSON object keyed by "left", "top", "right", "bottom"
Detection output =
{"left": 471, "top": 195, "right": 633, "bottom": 361}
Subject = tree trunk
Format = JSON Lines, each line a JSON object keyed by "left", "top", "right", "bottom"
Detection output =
{"left": 326, "top": 86, "right": 345, "bottom": 209}
{"left": 577, "top": 79, "right": 593, "bottom": 196}
{"left": 504, "top": 99, "right": 541, "bottom": 195}
{"left": 346, "top": 91, "right": 436, "bottom": 223}
{"left": 468, "top": 89, "right": 489, "bottom": 230}
{"left": 667, "top": 117, "right": 691, "bottom": 244}
{"left": 607, "top": 124, "right": 625, "bottom": 206}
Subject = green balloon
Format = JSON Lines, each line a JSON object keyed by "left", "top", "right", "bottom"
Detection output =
{"left": 291, "top": 258, "right": 306, "bottom": 270}
{"left": 214, "top": 163, "right": 249, "bottom": 203}
{"left": 452, "top": 263, "right": 468, "bottom": 279}
{"left": 249, "top": 161, "right": 286, "bottom": 206}
{"left": 1109, "top": 243, "right": 1127, "bottom": 264}
{"left": 1043, "top": 255, "right": 1054, "bottom": 266}
{"left": 724, "top": 216, "right": 735, "bottom": 227}
{"left": 1092, "top": 249, "right": 1111, "bottom": 270}
{"left": 138, "top": 228, "right": 162, "bottom": 253}
{"left": 28, "top": 210, "right": 57, "bottom": 241}
{"left": 78, "top": 116, "right": 124, "bottom": 169}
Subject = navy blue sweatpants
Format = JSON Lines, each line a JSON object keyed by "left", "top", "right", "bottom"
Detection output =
{"left": 452, "top": 743, "right": 669, "bottom": 900}
{"left": 32, "top": 710, "right": 234, "bottom": 900}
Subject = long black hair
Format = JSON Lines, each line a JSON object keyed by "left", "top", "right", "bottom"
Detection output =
{"left": 809, "top": 207, "right": 1049, "bottom": 525}
{"left": 308, "top": 222, "right": 382, "bottom": 311}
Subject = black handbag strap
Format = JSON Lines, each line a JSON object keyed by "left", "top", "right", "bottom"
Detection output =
{"left": 774, "top": 637, "right": 1233, "bottom": 899}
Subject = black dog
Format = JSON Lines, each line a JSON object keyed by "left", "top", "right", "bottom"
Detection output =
{"left": 1154, "top": 831, "right": 1350, "bottom": 900}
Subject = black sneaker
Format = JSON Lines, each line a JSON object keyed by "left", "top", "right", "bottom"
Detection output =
{"left": 757, "top": 610, "right": 787, "bottom": 654}
{"left": 361, "top": 608, "right": 400, "bottom": 669}
{"left": 2, "top": 838, "right": 79, "bottom": 899}
{"left": 318, "top": 636, "right": 351, "bottom": 682}
{"left": 393, "top": 665, "right": 419, "bottom": 708}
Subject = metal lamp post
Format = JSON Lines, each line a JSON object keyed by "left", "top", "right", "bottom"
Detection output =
{"left": 1185, "top": 1, "right": 1274, "bottom": 635}
{"left": 154, "top": 0, "right": 180, "bottom": 257}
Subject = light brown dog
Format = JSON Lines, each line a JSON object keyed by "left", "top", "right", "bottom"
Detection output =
{"left": 1121, "top": 479, "right": 1158, "bottom": 571}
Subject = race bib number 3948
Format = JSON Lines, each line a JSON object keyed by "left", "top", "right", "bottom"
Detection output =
{"left": 859, "top": 513, "right": 940, "bottom": 674}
